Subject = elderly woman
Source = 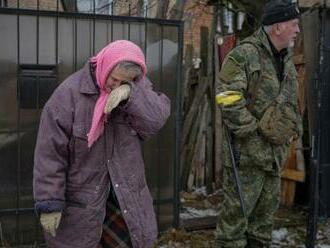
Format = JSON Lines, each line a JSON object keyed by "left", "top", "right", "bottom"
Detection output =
{"left": 33, "top": 40, "right": 171, "bottom": 248}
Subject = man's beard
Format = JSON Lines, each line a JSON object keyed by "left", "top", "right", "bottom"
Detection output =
{"left": 288, "top": 40, "right": 295, "bottom": 48}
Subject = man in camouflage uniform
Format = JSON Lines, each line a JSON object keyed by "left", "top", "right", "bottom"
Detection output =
{"left": 215, "top": 0, "right": 302, "bottom": 247}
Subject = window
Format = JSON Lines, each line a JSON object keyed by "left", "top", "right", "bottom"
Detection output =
{"left": 0, "top": 0, "right": 8, "bottom": 7}
{"left": 18, "top": 64, "right": 57, "bottom": 109}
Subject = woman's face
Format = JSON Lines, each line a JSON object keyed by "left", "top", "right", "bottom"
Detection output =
{"left": 105, "top": 66, "right": 135, "bottom": 93}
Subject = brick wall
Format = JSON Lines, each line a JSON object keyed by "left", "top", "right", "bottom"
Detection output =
{"left": 7, "top": 0, "right": 63, "bottom": 11}
{"left": 183, "top": 1, "right": 214, "bottom": 58}
{"left": 112, "top": 0, "right": 142, "bottom": 16}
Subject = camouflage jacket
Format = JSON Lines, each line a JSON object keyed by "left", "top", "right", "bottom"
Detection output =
{"left": 217, "top": 28, "right": 303, "bottom": 172}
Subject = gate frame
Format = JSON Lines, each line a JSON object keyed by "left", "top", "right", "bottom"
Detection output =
{"left": 0, "top": 4, "right": 183, "bottom": 245}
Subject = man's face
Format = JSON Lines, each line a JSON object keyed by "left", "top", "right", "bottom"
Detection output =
{"left": 277, "top": 18, "right": 300, "bottom": 49}
{"left": 105, "top": 66, "right": 135, "bottom": 93}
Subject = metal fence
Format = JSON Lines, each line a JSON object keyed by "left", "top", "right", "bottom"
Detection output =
{"left": 0, "top": 2, "right": 183, "bottom": 246}
{"left": 302, "top": 7, "right": 330, "bottom": 218}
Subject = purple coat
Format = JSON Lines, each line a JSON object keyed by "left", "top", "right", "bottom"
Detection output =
{"left": 33, "top": 63, "right": 171, "bottom": 248}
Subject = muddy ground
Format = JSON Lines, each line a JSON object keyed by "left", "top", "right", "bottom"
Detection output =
{"left": 156, "top": 189, "right": 330, "bottom": 248}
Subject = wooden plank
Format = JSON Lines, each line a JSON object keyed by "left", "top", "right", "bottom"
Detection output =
{"left": 181, "top": 104, "right": 201, "bottom": 190}
{"left": 183, "top": 105, "right": 202, "bottom": 191}
{"left": 206, "top": 103, "right": 214, "bottom": 194}
{"left": 196, "top": 134, "right": 206, "bottom": 187}
{"left": 295, "top": 138, "right": 306, "bottom": 172}
{"left": 180, "top": 216, "right": 217, "bottom": 231}
{"left": 293, "top": 54, "right": 305, "bottom": 65}
{"left": 183, "top": 45, "right": 194, "bottom": 108}
{"left": 296, "top": 65, "right": 307, "bottom": 114}
{"left": 214, "top": 106, "right": 223, "bottom": 189}
{"left": 280, "top": 141, "right": 298, "bottom": 207}
{"left": 280, "top": 140, "right": 306, "bottom": 183}
{"left": 181, "top": 77, "right": 209, "bottom": 146}
{"left": 281, "top": 179, "right": 296, "bottom": 208}
{"left": 188, "top": 98, "right": 208, "bottom": 190}
{"left": 281, "top": 169, "right": 306, "bottom": 182}
{"left": 200, "top": 26, "right": 209, "bottom": 76}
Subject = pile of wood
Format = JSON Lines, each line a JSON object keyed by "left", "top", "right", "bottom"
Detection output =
{"left": 180, "top": 76, "right": 214, "bottom": 193}
{"left": 180, "top": 35, "right": 237, "bottom": 193}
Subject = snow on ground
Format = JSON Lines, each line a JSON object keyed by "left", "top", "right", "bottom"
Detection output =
{"left": 161, "top": 190, "right": 330, "bottom": 247}
{"left": 180, "top": 207, "right": 219, "bottom": 219}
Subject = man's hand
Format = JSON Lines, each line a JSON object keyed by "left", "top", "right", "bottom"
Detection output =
{"left": 104, "top": 84, "right": 131, "bottom": 114}
{"left": 40, "top": 212, "right": 62, "bottom": 237}
{"left": 259, "top": 104, "right": 298, "bottom": 145}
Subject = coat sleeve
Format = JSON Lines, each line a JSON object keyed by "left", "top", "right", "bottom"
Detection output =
{"left": 216, "top": 46, "right": 259, "bottom": 138}
{"left": 119, "top": 78, "right": 171, "bottom": 139}
{"left": 33, "top": 97, "right": 72, "bottom": 213}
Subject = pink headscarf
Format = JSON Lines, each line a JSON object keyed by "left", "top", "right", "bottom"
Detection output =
{"left": 87, "top": 40, "right": 147, "bottom": 148}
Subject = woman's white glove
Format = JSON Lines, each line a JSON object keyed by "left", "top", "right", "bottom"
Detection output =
{"left": 104, "top": 84, "right": 131, "bottom": 114}
{"left": 40, "top": 212, "right": 62, "bottom": 237}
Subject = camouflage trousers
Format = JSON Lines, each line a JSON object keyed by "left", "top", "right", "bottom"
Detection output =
{"left": 214, "top": 165, "right": 280, "bottom": 248}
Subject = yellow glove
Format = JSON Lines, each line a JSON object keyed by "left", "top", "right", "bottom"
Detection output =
{"left": 40, "top": 212, "right": 62, "bottom": 237}
{"left": 104, "top": 84, "right": 131, "bottom": 114}
{"left": 216, "top": 91, "right": 242, "bottom": 106}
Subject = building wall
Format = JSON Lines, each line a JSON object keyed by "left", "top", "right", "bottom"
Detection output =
{"left": 182, "top": 1, "right": 214, "bottom": 59}
{"left": 112, "top": 0, "right": 142, "bottom": 15}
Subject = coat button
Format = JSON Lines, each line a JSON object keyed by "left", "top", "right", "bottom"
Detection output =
{"left": 115, "top": 184, "right": 119, "bottom": 188}
{"left": 123, "top": 210, "right": 127, "bottom": 214}
{"left": 130, "top": 129, "right": 137, "bottom": 135}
